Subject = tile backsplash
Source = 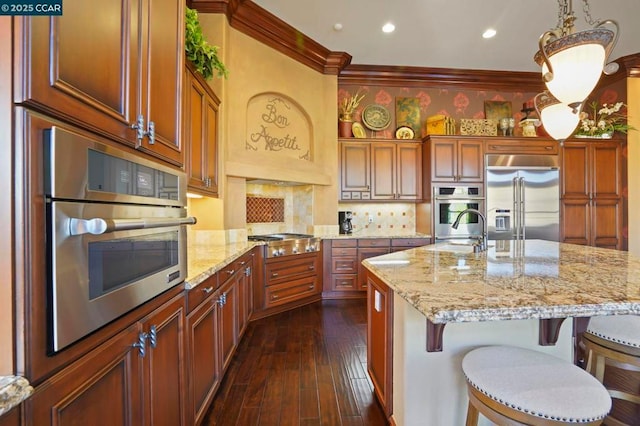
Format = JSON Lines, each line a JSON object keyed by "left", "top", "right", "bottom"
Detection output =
{"left": 339, "top": 203, "right": 417, "bottom": 234}
{"left": 246, "top": 183, "right": 313, "bottom": 235}
{"left": 246, "top": 196, "right": 285, "bottom": 223}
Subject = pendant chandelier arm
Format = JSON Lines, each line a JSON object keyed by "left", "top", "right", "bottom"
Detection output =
{"left": 538, "top": 30, "right": 562, "bottom": 83}
{"left": 595, "top": 19, "right": 620, "bottom": 75}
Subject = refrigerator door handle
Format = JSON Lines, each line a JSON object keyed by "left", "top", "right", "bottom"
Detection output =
{"left": 519, "top": 177, "right": 526, "bottom": 240}
{"left": 512, "top": 177, "right": 519, "bottom": 240}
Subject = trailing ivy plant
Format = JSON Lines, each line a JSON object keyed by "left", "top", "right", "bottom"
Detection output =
{"left": 185, "top": 6, "right": 229, "bottom": 80}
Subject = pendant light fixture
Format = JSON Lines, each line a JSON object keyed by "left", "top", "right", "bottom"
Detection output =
{"left": 535, "top": 91, "right": 581, "bottom": 144}
{"left": 533, "top": 0, "right": 619, "bottom": 108}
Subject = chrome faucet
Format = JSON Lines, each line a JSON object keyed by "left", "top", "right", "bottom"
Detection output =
{"left": 451, "top": 208, "right": 488, "bottom": 252}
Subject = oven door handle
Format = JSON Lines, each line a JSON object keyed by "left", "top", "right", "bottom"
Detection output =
{"left": 69, "top": 216, "right": 198, "bottom": 236}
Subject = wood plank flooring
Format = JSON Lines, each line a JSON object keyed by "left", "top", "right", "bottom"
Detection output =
{"left": 202, "top": 299, "right": 388, "bottom": 426}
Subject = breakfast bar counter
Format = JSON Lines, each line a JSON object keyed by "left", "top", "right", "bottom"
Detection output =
{"left": 362, "top": 239, "right": 640, "bottom": 425}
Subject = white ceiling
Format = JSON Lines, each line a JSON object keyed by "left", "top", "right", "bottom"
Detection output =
{"left": 252, "top": 0, "right": 640, "bottom": 73}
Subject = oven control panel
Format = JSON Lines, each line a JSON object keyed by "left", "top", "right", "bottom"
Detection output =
{"left": 268, "top": 238, "right": 320, "bottom": 258}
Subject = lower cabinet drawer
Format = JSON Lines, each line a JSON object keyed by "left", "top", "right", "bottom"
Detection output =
{"left": 331, "top": 274, "right": 358, "bottom": 291}
{"left": 265, "top": 275, "right": 319, "bottom": 308}
{"left": 332, "top": 256, "right": 358, "bottom": 274}
{"left": 265, "top": 254, "right": 318, "bottom": 285}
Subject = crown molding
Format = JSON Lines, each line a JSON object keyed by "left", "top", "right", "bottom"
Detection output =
{"left": 338, "top": 64, "right": 546, "bottom": 92}
{"left": 188, "top": 0, "right": 352, "bottom": 75}
{"left": 616, "top": 52, "right": 640, "bottom": 78}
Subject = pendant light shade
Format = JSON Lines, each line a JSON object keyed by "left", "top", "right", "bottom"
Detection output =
{"left": 535, "top": 91, "right": 581, "bottom": 142}
{"left": 533, "top": 1, "right": 619, "bottom": 106}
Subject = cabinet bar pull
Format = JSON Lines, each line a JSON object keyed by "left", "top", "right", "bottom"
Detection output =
{"left": 271, "top": 272, "right": 279, "bottom": 278}
{"left": 202, "top": 286, "right": 214, "bottom": 294}
{"left": 308, "top": 285, "right": 314, "bottom": 289}
{"left": 148, "top": 325, "right": 157, "bottom": 349}
{"left": 146, "top": 120, "right": 155, "bottom": 145}
{"left": 132, "top": 332, "right": 148, "bottom": 357}
{"left": 308, "top": 265, "right": 315, "bottom": 270}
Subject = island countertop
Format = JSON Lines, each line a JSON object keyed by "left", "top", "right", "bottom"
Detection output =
{"left": 362, "top": 239, "right": 640, "bottom": 324}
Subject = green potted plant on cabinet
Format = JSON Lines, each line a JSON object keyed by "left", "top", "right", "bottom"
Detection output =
{"left": 185, "top": 6, "right": 228, "bottom": 80}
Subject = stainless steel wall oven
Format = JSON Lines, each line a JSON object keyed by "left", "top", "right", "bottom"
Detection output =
{"left": 45, "top": 127, "right": 196, "bottom": 353}
{"left": 433, "top": 184, "right": 485, "bottom": 240}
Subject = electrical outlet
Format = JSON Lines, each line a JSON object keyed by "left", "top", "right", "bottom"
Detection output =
{"left": 368, "top": 216, "right": 374, "bottom": 223}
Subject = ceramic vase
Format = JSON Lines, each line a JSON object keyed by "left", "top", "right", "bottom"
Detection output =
{"left": 338, "top": 120, "right": 353, "bottom": 138}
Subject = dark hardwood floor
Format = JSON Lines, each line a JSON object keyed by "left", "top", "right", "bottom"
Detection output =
{"left": 202, "top": 299, "right": 388, "bottom": 426}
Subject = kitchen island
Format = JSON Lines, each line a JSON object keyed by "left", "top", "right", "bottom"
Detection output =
{"left": 362, "top": 239, "right": 640, "bottom": 426}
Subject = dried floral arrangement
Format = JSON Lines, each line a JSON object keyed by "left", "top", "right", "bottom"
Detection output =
{"left": 339, "top": 89, "right": 366, "bottom": 121}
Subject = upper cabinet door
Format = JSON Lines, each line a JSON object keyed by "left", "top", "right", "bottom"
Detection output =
{"left": 137, "top": 0, "right": 184, "bottom": 166}
{"left": 14, "top": 3, "right": 140, "bottom": 147}
{"left": 15, "top": 0, "right": 184, "bottom": 166}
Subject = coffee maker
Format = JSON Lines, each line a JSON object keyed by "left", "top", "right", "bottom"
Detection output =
{"left": 338, "top": 211, "right": 353, "bottom": 234}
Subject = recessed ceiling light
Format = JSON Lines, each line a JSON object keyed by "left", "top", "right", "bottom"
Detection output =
{"left": 483, "top": 28, "right": 497, "bottom": 39}
{"left": 333, "top": 23, "right": 343, "bottom": 31}
{"left": 382, "top": 22, "right": 395, "bottom": 33}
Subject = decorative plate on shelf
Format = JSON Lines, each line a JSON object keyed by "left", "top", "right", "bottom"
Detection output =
{"left": 351, "top": 122, "right": 367, "bottom": 138}
{"left": 395, "top": 126, "right": 415, "bottom": 140}
{"left": 362, "top": 104, "right": 391, "bottom": 131}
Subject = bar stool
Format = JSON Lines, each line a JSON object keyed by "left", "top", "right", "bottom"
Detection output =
{"left": 462, "top": 346, "right": 611, "bottom": 425}
{"left": 583, "top": 315, "right": 640, "bottom": 426}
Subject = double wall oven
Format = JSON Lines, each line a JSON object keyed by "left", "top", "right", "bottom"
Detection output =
{"left": 45, "top": 127, "right": 196, "bottom": 352}
{"left": 433, "top": 184, "right": 485, "bottom": 241}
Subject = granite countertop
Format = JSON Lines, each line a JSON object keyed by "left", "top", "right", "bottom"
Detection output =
{"left": 0, "top": 376, "right": 33, "bottom": 416}
{"left": 322, "top": 232, "right": 431, "bottom": 239}
{"left": 363, "top": 239, "right": 640, "bottom": 324}
{"left": 186, "top": 241, "right": 263, "bottom": 289}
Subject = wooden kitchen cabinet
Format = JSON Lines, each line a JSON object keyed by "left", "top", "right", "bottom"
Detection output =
{"left": 431, "top": 137, "right": 483, "bottom": 182}
{"left": 371, "top": 142, "right": 423, "bottom": 201}
{"left": 253, "top": 250, "right": 322, "bottom": 318}
{"left": 366, "top": 272, "right": 394, "bottom": 420}
{"left": 263, "top": 252, "right": 321, "bottom": 308}
{"left": 340, "top": 141, "right": 371, "bottom": 200}
{"left": 186, "top": 275, "right": 222, "bottom": 426}
{"left": 184, "top": 250, "right": 253, "bottom": 425}
{"left": 27, "top": 324, "right": 143, "bottom": 426}
{"left": 0, "top": 406, "right": 20, "bottom": 426}
{"left": 184, "top": 62, "right": 220, "bottom": 196}
{"left": 324, "top": 238, "right": 428, "bottom": 298}
{"left": 27, "top": 292, "right": 187, "bottom": 426}
{"left": 357, "top": 239, "right": 391, "bottom": 291}
{"left": 561, "top": 140, "right": 624, "bottom": 249}
{"left": 426, "top": 137, "right": 483, "bottom": 183}
{"left": 390, "top": 237, "right": 432, "bottom": 252}
{"left": 218, "top": 271, "right": 239, "bottom": 372}
{"left": 139, "top": 293, "right": 187, "bottom": 426}
{"left": 325, "top": 239, "right": 358, "bottom": 292}
{"left": 340, "top": 139, "right": 423, "bottom": 201}
{"left": 236, "top": 253, "right": 254, "bottom": 337}
{"left": 15, "top": 0, "right": 184, "bottom": 166}
{"left": 485, "top": 138, "right": 558, "bottom": 155}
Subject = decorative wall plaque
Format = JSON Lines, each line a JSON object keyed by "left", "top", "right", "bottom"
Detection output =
{"left": 246, "top": 93, "right": 312, "bottom": 161}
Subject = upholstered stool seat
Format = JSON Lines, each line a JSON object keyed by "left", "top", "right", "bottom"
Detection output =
{"left": 583, "top": 315, "right": 640, "bottom": 426}
{"left": 462, "top": 346, "right": 611, "bottom": 425}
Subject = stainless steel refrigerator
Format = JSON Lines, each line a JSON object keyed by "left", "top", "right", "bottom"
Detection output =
{"left": 486, "top": 154, "right": 560, "bottom": 241}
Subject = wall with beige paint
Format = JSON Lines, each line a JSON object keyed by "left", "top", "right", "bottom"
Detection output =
{"left": 191, "top": 13, "right": 339, "bottom": 236}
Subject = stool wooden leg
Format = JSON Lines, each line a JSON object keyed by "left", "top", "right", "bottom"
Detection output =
{"left": 465, "top": 400, "right": 479, "bottom": 426}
